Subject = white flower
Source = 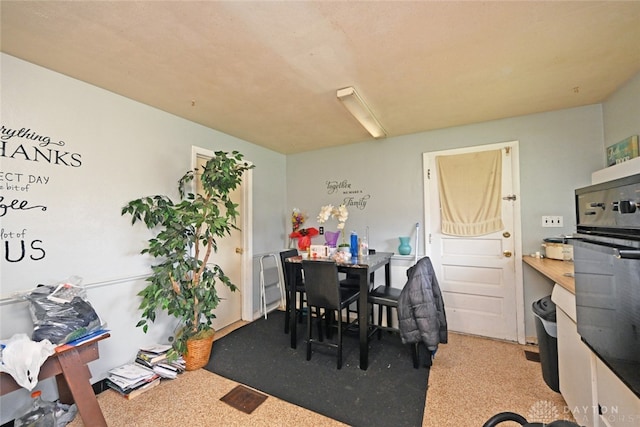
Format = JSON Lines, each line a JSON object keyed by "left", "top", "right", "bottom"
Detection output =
{"left": 317, "top": 204, "right": 348, "bottom": 230}
{"left": 317, "top": 204, "right": 334, "bottom": 223}
{"left": 336, "top": 204, "right": 349, "bottom": 223}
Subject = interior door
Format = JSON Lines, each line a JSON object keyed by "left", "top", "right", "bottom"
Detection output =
{"left": 195, "top": 152, "right": 244, "bottom": 331}
{"left": 423, "top": 141, "right": 523, "bottom": 342}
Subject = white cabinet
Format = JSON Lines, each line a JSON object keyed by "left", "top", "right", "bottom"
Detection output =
{"left": 595, "top": 359, "right": 640, "bottom": 427}
{"left": 552, "top": 284, "right": 640, "bottom": 427}
{"left": 553, "top": 285, "right": 597, "bottom": 426}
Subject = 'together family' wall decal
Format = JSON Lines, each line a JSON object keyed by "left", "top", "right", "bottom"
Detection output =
{"left": 0, "top": 124, "right": 84, "bottom": 263}
{"left": 325, "top": 179, "right": 370, "bottom": 210}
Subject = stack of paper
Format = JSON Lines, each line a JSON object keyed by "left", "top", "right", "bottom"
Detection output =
{"left": 134, "top": 343, "right": 186, "bottom": 378}
{"left": 106, "top": 363, "right": 160, "bottom": 399}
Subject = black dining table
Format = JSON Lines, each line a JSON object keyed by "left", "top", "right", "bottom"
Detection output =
{"left": 284, "top": 251, "right": 393, "bottom": 370}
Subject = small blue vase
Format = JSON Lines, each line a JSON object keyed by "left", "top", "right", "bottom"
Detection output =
{"left": 398, "top": 236, "right": 411, "bottom": 255}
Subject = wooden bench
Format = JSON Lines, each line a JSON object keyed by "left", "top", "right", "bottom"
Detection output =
{"left": 1, "top": 333, "right": 109, "bottom": 426}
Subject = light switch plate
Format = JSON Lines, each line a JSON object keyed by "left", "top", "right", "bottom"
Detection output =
{"left": 542, "top": 216, "right": 563, "bottom": 227}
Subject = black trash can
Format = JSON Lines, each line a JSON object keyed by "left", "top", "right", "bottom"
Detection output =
{"left": 532, "top": 295, "right": 559, "bottom": 393}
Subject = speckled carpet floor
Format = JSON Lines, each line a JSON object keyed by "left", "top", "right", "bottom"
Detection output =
{"left": 424, "top": 332, "right": 574, "bottom": 426}
{"left": 67, "top": 313, "right": 573, "bottom": 427}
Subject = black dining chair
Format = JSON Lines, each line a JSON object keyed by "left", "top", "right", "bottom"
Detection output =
{"left": 368, "top": 284, "right": 419, "bottom": 368}
{"left": 302, "top": 260, "right": 360, "bottom": 369}
{"left": 339, "top": 249, "right": 376, "bottom": 321}
{"left": 279, "top": 249, "right": 306, "bottom": 334}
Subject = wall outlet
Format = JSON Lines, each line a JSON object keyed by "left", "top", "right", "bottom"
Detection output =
{"left": 319, "top": 226, "right": 324, "bottom": 235}
{"left": 542, "top": 215, "right": 563, "bottom": 227}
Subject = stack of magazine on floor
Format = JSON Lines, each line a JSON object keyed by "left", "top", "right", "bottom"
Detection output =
{"left": 135, "top": 343, "right": 186, "bottom": 379}
{"left": 106, "top": 363, "right": 161, "bottom": 399}
{"left": 106, "top": 344, "right": 186, "bottom": 398}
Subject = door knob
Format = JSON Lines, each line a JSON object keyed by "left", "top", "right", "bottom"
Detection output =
{"left": 503, "top": 250, "right": 512, "bottom": 258}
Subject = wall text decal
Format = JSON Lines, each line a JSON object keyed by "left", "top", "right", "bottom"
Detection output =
{"left": 325, "top": 179, "right": 370, "bottom": 210}
{"left": 0, "top": 123, "right": 83, "bottom": 264}
{"left": 1, "top": 125, "right": 82, "bottom": 167}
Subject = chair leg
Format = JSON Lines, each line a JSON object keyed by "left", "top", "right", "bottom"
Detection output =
{"left": 337, "top": 309, "right": 343, "bottom": 370}
{"left": 297, "top": 292, "right": 304, "bottom": 323}
{"left": 306, "top": 305, "right": 312, "bottom": 361}
{"left": 325, "top": 310, "right": 334, "bottom": 340}
{"left": 284, "top": 292, "right": 291, "bottom": 334}
{"left": 411, "top": 343, "right": 419, "bottom": 369}
{"left": 377, "top": 304, "right": 384, "bottom": 339}
{"left": 369, "top": 303, "right": 374, "bottom": 326}
{"left": 317, "top": 307, "right": 324, "bottom": 342}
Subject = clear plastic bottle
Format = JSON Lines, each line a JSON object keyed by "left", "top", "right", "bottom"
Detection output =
{"left": 14, "top": 390, "right": 57, "bottom": 427}
{"left": 359, "top": 235, "right": 369, "bottom": 258}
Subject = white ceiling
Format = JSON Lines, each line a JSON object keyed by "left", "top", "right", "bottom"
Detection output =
{"left": 2, "top": 1, "right": 640, "bottom": 154}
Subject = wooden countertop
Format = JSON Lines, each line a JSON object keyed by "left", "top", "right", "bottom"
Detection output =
{"left": 523, "top": 256, "right": 575, "bottom": 294}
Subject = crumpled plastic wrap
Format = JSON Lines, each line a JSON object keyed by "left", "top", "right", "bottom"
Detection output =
{"left": 0, "top": 333, "right": 56, "bottom": 390}
{"left": 20, "top": 278, "right": 102, "bottom": 345}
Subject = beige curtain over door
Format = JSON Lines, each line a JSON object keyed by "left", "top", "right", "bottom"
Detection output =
{"left": 436, "top": 150, "right": 503, "bottom": 236}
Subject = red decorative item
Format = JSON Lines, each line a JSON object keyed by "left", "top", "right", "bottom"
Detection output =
{"left": 297, "top": 235, "right": 311, "bottom": 251}
{"left": 289, "top": 227, "right": 319, "bottom": 251}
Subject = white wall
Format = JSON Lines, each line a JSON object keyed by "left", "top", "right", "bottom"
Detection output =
{"left": 0, "top": 54, "right": 287, "bottom": 423}
{"left": 287, "top": 103, "right": 605, "bottom": 342}
{"left": 603, "top": 72, "right": 640, "bottom": 149}
{"left": 286, "top": 69, "right": 640, "bottom": 342}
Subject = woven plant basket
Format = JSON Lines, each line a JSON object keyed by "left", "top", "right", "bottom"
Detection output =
{"left": 184, "top": 332, "right": 215, "bottom": 371}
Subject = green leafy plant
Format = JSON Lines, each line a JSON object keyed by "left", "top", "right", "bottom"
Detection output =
{"left": 121, "top": 151, "right": 254, "bottom": 358}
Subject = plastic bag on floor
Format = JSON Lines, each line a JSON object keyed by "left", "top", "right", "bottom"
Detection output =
{"left": 54, "top": 402, "right": 78, "bottom": 426}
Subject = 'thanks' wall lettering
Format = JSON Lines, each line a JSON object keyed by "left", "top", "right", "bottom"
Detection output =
{"left": 0, "top": 125, "right": 82, "bottom": 167}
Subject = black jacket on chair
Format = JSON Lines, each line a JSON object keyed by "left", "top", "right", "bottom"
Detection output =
{"left": 398, "top": 257, "right": 448, "bottom": 351}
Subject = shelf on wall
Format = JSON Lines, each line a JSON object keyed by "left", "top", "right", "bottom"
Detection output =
{"left": 592, "top": 156, "right": 640, "bottom": 184}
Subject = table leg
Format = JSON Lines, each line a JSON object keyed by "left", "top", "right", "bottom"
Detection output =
{"left": 57, "top": 347, "right": 107, "bottom": 427}
{"left": 358, "top": 268, "right": 369, "bottom": 370}
{"left": 385, "top": 262, "right": 393, "bottom": 328}
{"left": 384, "top": 262, "right": 391, "bottom": 287}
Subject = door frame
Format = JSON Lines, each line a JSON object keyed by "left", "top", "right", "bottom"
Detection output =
{"left": 423, "top": 140, "right": 525, "bottom": 344}
{"left": 191, "top": 146, "right": 253, "bottom": 322}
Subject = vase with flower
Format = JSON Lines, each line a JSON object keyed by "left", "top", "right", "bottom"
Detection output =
{"left": 317, "top": 203, "right": 349, "bottom": 251}
{"left": 289, "top": 227, "right": 319, "bottom": 252}
{"left": 289, "top": 208, "right": 307, "bottom": 248}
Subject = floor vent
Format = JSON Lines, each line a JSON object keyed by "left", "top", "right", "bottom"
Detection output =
{"left": 220, "top": 384, "right": 268, "bottom": 414}
{"left": 524, "top": 350, "right": 541, "bottom": 362}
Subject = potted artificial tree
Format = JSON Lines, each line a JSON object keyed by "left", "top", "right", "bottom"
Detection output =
{"left": 121, "top": 150, "right": 253, "bottom": 370}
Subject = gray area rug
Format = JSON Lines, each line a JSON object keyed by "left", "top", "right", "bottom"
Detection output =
{"left": 206, "top": 311, "right": 429, "bottom": 427}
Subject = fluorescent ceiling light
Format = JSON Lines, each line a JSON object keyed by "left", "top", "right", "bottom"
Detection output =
{"left": 337, "top": 87, "right": 387, "bottom": 139}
